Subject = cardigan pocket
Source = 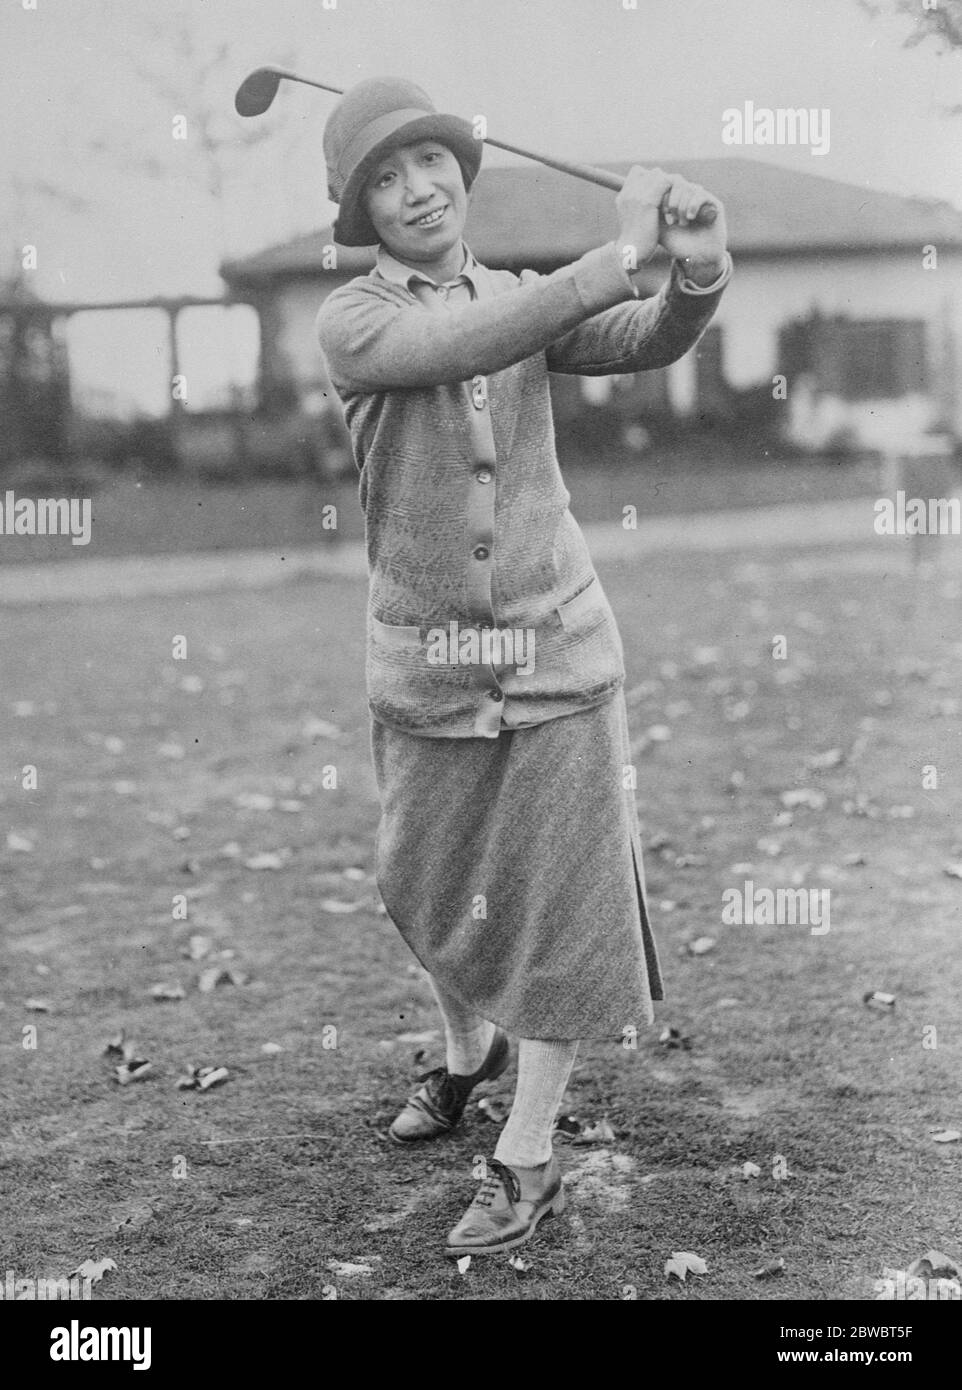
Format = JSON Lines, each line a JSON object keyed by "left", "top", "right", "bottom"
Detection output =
{"left": 368, "top": 612, "right": 475, "bottom": 732}
{"left": 557, "top": 576, "right": 609, "bottom": 631}
{"left": 369, "top": 615, "right": 423, "bottom": 650}
{"left": 539, "top": 574, "right": 626, "bottom": 699}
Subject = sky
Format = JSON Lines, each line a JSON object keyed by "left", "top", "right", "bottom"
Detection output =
{"left": 1, "top": 0, "right": 960, "bottom": 412}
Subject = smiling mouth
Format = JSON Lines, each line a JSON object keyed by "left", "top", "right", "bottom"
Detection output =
{"left": 410, "top": 205, "right": 447, "bottom": 228}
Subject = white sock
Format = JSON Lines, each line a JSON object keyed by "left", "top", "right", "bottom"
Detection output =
{"left": 494, "top": 1038, "right": 580, "bottom": 1169}
{"left": 428, "top": 974, "right": 496, "bottom": 1076}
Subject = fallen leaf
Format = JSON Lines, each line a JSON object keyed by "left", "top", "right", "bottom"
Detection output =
{"left": 234, "top": 792, "right": 276, "bottom": 811}
{"left": 806, "top": 748, "right": 844, "bottom": 771}
{"left": 303, "top": 717, "right": 342, "bottom": 741}
{"left": 687, "top": 937, "right": 716, "bottom": 956}
{"left": 724, "top": 700, "right": 751, "bottom": 722}
{"left": 863, "top": 991, "right": 896, "bottom": 1010}
{"left": 177, "top": 1064, "right": 229, "bottom": 1091}
{"left": 754, "top": 1257, "right": 786, "bottom": 1279}
{"left": 243, "top": 851, "right": 289, "bottom": 871}
{"left": 115, "top": 1060, "right": 154, "bottom": 1085}
{"left": 24, "top": 998, "right": 51, "bottom": 1012}
{"left": 780, "top": 788, "right": 827, "bottom": 811}
{"left": 741, "top": 1162, "right": 762, "bottom": 1179}
{"left": 149, "top": 982, "right": 186, "bottom": 1002}
{"left": 327, "top": 1260, "right": 372, "bottom": 1277}
{"left": 930, "top": 1129, "right": 961, "bottom": 1144}
{"left": 943, "top": 863, "right": 962, "bottom": 881}
{"left": 907, "top": 1250, "right": 962, "bottom": 1279}
{"left": 198, "top": 967, "right": 247, "bottom": 993}
{"left": 664, "top": 1251, "right": 708, "bottom": 1282}
{"left": 575, "top": 1118, "right": 617, "bottom": 1145}
{"left": 477, "top": 1097, "right": 510, "bottom": 1124}
{"left": 675, "top": 853, "right": 708, "bottom": 868}
{"left": 508, "top": 1254, "right": 528, "bottom": 1272}
{"left": 183, "top": 935, "right": 212, "bottom": 961}
{"left": 456, "top": 1255, "right": 472, "bottom": 1275}
{"left": 70, "top": 1258, "right": 117, "bottom": 1285}
{"left": 261, "top": 1042, "right": 283, "bottom": 1055}
{"left": 691, "top": 646, "right": 722, "bottom": 667}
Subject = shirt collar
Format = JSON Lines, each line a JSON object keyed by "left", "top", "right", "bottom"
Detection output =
{"left": 375, "top": 242, "right": 482, "bottom": 297}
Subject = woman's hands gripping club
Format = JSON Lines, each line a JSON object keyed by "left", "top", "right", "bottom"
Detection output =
{"left": 616, "top": 166, "right": 728, "bottom": 283}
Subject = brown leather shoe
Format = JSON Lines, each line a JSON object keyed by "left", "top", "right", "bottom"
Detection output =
{"left": 445, "top": 1155, "right": 565, "bottom": 1255}
{"left": 388, "top": 1027, "right": 509, "bottom": 1143}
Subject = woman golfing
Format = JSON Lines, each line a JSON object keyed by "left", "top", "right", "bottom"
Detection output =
{"left": 316, "top": 77, "right": 732, "bottom": 1256}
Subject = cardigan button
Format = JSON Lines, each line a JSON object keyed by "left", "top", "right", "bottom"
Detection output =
{"left": 473, "top": 545, "right": 489, "bottom": 560}
{"left": 471, "top": 376, "right": 487, "bottom": 409}
{"left": 487, "top": 688, "right": 504, "bottom": 702}
{"left": 475, "top": 467, "right": 493, "bottom": 484}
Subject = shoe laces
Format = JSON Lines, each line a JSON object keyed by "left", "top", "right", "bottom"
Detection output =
{"left": 474, "top": 1159, "right": 521, "bottom": 1209}
{"left": 416, "top": 1066, "right": 463, "bottom": 1112}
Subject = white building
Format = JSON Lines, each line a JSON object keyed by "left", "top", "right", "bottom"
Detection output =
{"left": 222, "top": 156, "right": 962, "bottom": 450}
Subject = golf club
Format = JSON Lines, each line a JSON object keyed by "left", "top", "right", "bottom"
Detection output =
{"left": 235, "top": 65, "right": 718, "bottom": 226}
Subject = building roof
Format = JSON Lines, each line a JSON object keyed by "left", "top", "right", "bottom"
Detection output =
{"left": 221, "top": 156, "right": 962, "bottom": 284}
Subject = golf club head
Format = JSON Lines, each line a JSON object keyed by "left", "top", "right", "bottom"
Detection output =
{"left": 235, "top": 66, "right": 284, "bottom": 117}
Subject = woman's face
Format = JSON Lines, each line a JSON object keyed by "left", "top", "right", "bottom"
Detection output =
{"left": 365, "top": 140, "right": 467, "bottom": 270}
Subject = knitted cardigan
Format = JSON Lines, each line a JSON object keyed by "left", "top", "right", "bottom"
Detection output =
{"left": 316, "top": 241, "right": 730, "bottom": 737}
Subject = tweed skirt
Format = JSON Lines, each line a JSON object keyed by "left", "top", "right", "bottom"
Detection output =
{"left": 370, "top": 691, "right": 664, "bottom": 1040}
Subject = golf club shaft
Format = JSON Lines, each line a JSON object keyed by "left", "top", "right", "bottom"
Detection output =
{"left": 244, "top": 68, "right": 717, "bottom": 224}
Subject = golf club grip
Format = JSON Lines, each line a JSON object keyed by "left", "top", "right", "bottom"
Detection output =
{"left": 483, "top": 138, "right": 717, "bottom": 226}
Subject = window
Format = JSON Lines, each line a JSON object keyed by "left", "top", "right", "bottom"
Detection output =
{"left": 779, "top": 313, "right": 928, "bottom": 400}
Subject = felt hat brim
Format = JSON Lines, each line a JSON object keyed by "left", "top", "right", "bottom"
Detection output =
{"left": 331, "top": 112, "right": 482, "bottom": 247}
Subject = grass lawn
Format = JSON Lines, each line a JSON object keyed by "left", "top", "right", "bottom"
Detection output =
{"left": 1, "top": 538, "right": 960, "bottom": 1301}
{"left": 0, "top": 449, "right": 884, "bottom": 565}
